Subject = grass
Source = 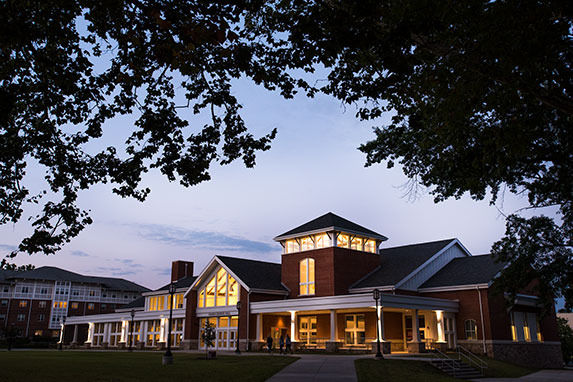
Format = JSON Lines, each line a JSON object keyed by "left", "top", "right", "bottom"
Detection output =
{"left": 477, "top": 355, "right": 537, "bottom": 378}
{"left": 355, "top": 359, "right": 461, "bottom": 382}
{"left": 0, "top": 351, "right": 298, "bottom": 382}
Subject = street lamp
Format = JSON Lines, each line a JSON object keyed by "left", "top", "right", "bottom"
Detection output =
{"left": 58, "top": 316, "right": 67, "bottom": 351}
{"left": 162, "top": 282, "right": 176, "bottom": 365}
{"left": 129, "top": 309, "right": 135, "bottom": 352}
{"left": 235, "top": 301, "right": 241, "bottom": 354}
{"left": 373, "top": 289, "right": 383, "bottom": 359}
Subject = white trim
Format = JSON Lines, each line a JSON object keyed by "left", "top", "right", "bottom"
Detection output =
{"left": 418, "top": 284, "right": 490, "bottom": 293}
{"left": 274, "top": 227, "right": 388, "bottom": 242}
{"left": 395, "top": 239, "right": 469, "bottom": 290}
{"left": 65, "top": 309, "right": 186, "bottom": 325}
{"left": 250, "top": 288, "right": 288, "bottom": 295}
{"left": 250, "top": 292, "right": 459, "bottom": 314}
{"left": 348, "top": 285, "right": 395, "bottom": 294}
{"left": 142, "top": 287, "right": 188, "bottom": 297}
{"left": 458, "top": 339, "right": 561, "bottom": 346}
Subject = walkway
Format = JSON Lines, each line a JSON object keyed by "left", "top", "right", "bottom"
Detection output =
{"left": 266, "top": 354, "right": 368, "bottom": 382}
{"left": 472, "top": 369, "right": 573, "bottom": 382}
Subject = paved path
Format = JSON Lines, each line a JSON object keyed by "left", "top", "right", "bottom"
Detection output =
{"left": 472, "top": 369, "right": 573, "bottom": 382}
{"left": 266, "top": 354, "right": 368, "bottom": 382}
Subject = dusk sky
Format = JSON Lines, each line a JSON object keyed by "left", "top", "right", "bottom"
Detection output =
{"left": 0, "top": 76, "right": 557, "bottom": 299}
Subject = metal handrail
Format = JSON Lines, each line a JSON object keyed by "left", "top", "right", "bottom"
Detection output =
{"left": 457, "top": 345, "right": 488, "bottom": 375}
{"left": 432, "top": 347, "right": 459, "bottom": 378}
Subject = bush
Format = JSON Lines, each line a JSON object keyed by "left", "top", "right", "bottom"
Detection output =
{"left": 557, "top": 317, "right": 573, "bottom": 364}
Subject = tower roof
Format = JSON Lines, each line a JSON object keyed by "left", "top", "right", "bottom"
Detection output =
{"left": 274, "top": 212, "right": 387, "bottom": 241}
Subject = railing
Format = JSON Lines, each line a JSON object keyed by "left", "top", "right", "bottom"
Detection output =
{"left": 457, "top": 345, "right": 488, "bottom": 375}
{"left": 432, "top": 347, "right": 460, "bottom": 378}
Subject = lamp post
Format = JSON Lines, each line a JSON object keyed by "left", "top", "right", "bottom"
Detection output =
{"left": 129, "top": 309, "right": 135, "bottom": 352}
{"left": 373, "top": 289, "right": 383, "bottom": 359}
{"left": 162, "top": 283, "right": 176, "bottom": 365}
{"left": 7, "top": 323, "right": 14, "bottom": 351}
{"left": 58, "top": 316, "right": 67, "bottom": 351}
{"left": 235, "top": 301, "right": 241, "bottom": 354}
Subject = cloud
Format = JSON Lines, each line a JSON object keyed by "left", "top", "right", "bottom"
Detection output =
{"left": 0, "top": 243, "right": 17, "bottom": 252}
{"left": 94, "top": 266, "right": 138, "bottom": 277}
{"left": 70, "top": 250, "right": 90, "bottom": 257}
{"left": 133, "top": 223, "right": 279, "bottom": 254}
{"left": 115, "top": 259, "right": 143, "bottom": 268}
{"left": 154, "top": 267, "right": 172, "bottom": 276}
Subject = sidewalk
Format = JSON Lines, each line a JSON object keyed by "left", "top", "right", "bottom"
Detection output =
{"left": 266, "top": 354, "right": 368, "bottom": 382}
{"left": 472, "top": 369, "right": 573, "bottom": 382}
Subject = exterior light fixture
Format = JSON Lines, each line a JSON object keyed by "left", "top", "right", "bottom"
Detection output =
{"left": 129, "top": 309, "right": 135, "bottom": 352}
{"left": 162, "top": 282, "right": 177, "bottom": 365}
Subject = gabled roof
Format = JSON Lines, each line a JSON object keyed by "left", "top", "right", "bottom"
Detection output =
{"left": 156, "top": 275, "right": 197, "bottom": 292}
{"left": 351, "top": 239, "right": 455, "bottom": 289}
{"left": 115, "top": 296, "right": 146, "bottom": 311}
{"left": 7, "top": 266, "right": 149, "bottom": 292}
{"left": 419, "top": 254, "right": 506, "bottom": 289}
{"left": 274, "top": 212, "right": 388, "bottom": 241}
{"left": 217, "top": 256, "right": 286, "bottom": 292}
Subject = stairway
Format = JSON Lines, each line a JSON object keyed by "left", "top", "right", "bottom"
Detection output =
{"left": 431, "top": 358, "right": 484, "bottom": 379}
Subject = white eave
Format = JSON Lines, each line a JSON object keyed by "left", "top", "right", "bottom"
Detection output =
{"left": 418, "top": 283, "right": 490, "bottom": 293}
{"left": 273, "top": 226, "right": 388, "bottom": 242}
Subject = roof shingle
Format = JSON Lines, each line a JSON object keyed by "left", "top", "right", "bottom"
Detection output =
{"left": 216, "top": 256, "right": 286, "bottom": 292}
{"left": 420, "top": 254, "right": 505, "bottom": 289}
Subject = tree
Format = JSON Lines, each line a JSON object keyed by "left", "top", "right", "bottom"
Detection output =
{"left": 558, "top": 317, "right": 573, "bottom": 364}
{"left": 201, "top": 320, "right": 216, "bottom": 359}
{"left": 254, "top": 0, "right": 572, "bottom": 311}
{"left": 1, "top": 0, "right": 298, "bottom": 257}
{"left": 0, "top": 259, "right": 34, "bottom": 271}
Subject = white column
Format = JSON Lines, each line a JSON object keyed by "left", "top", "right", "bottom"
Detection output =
{"left": 103, "top": 323, "right": 110, "bottom": 344}
{"left": 87, "top": 323, "right": 94, "bottom": 343}
{"left": 160, "top": 318, "right": 167, "bottom": 342}
{"left": 413, "top": 309, "right": 421, "bottom": 342}
{"left": 256, "top": 314, "right": 263, "bottom": 341}
{"left": 141, "top": 320, "right": 148, "bottom": 345}
{"left": 329, "top": 309, "right": 337, "bottom": 342}
{"left": 436, "top": 311, "right": 446, "bottom": 343}
{"left": 378, "top": 306, "right": 385, "bottom": 341}
{"left": 290, "top": 311, "right": 297, "bottom": 341}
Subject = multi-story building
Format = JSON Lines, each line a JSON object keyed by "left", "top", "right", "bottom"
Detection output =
{"left": 64, "top": 212, "right": 562, "bottom": 368}
{"left": 0, "top": 266, "right": 149, "bottom": 339}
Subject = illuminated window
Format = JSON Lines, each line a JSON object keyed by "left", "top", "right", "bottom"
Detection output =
{"left": 93, "top": 323, "right": 105, "bottom": 346}
{"left": 299, "top": 258, "right": 315, "bottom": 296}
{"left": 109, "top": 322, "right": 122, "bottom": 347}
{"left": 71, "top": 302, "right": 78, "bottom": 309}
{"left": 364, "top": 239, "right": 376, "bottom": 253}
{"left": 337, "top": 234, "right": 349, "bottom": 248}
{"left": 198, "top": 268, "right": 239, "bottom": 307}
{"left": 87, "top": 303, "right": 95, "bottom": 310}
{"left": 170, "top": 318, "right": 184, "bottom": 347}
{"left": 345, "top": 315, "right": 366, "bottom": 345}
{"left": 34, "top": 330, "right": 43, "bottom": 336}
{"left": 146, "top": 319, "right": 161, "bottom": 347}
{"left": 315, "top": 233, "right": 331, "bottom": 249}
{"left": 286, "top": 240, "right": 300, "bottom": 253}
{"left": 53, "top": 301, "right": 67, "bottom": 308}
{"left": 350, "top": 237, "right": 363, "bottom": 251}
{"left": 536, "top": 317, "right": 543, "bottom": 342}
{"left": 166, "top": 293, "right": 185, "bottom": 310}
{"left": 19, "top": 300, "right": 28, "bottom": 308}
{"left": 148, "top": 296, "right": 165, "bottom": 311}
{"left": 301, "top": 236, "right": 314, "bottom": 251}
{"left": 465, "top": 319, "right": 478, "bottom": 340}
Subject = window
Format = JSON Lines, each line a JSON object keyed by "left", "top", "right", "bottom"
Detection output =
{"left": 39, "top": 301, "right": 47, "bottom": 308}
{"left": 315, "top": 233, "right": 331, "bottom": 249}
{"left": 166, "top": 293, "right": 185, "bottom": 310}
{"left": 71, "top": 302, "right": 79, "bottom": 309}
{"left": 286, "top": 239, "right": 300, "bottom": 253}
{"left": 0, "top": 314, "right": 5, "bottom": 321}
{"left": 523, "top": 314, "right": 531, "bottom": 342}
{"left": 364, "top": 239, "right": 376, "bottom": 253}
{"left": 299, "top": 258, "right": 315, "bottom": 296}
{"left": 34, "top": 330, "right": 43, "bottom": 336}
{"left": 337, "top": 233, "right": 349, "bottom": 248}
{"left": 1, "top": 300, "right": 7, "bottom": 307}
{"left": 301, "top": 236, "right": 314, "bottom": 251}
{"left": 21, "top": 286, "right": 29, "bottom": 294}
{"left": 197, "top": 268, "right": 239, "bottom": 308}
{"left": 40, "top": 287, "right": 49, "bottom": 295}
{"left": 89, "top": 290, "right": 96, "bottom": 297}
{"left": 38, "top": 314, "right": 45, "bottom": 322}
{"left": 148, "top": 296, "right": 165, "bottom": 311}
{"left": 170, "top": 318, "right": 184, "bottom": 347}
{"left": 2, "top": 286, "right": 9, "bottom": 293}
{"left": 17, "top": 313, "right": 25, "bottom": 321}
{"left": 146, "top": 319, "right": 161, "bottom": 347}
{"left": 345, "top": 315, "right": 366, "bottom": 345}
{"left": 53, "top": 301, "right": 67, "bottom": 308}
{"left": 101, "top": 304, "right": 106, "bottom": 310}
{"left": 299, "top": 316, "right": 317, "bottom": 345}
{"left": 19, "top": 300, "right": 28, "bottom": 308}
{"left": 93, "top": 323, "right": 105, "bottom": 346}
{"left": 350, "top": 236, "right": 363, "bottom": 251}
{"left": 465, "top": 319, "right": 478, "bottom": 340}
{"left": 87, "top": 303, "right": 95, "bottom": 310}
{"left": 109, "top": 322, "right": 122, "bottom": 347}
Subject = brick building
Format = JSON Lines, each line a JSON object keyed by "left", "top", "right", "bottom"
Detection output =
{"left": 0, "top": 266, "right": 149, "bottom": 340}
{"left": 64, "top": 212, "right": 562, "bottom": 368}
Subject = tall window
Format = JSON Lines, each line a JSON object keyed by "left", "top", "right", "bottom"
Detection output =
{"left": 146, "top": 320, "right": 161, "bottom": 347}
{"left": 198, "top": 268, "right": 239, "bottom": 308}
{"left": 345, "top": 315, "right": 366, "bottom": 345}
{"left": 350, "top": 236, "right": 363, "bottom": 250}
{"left": 299, "top": 258, "right": 315, "bottom": 296}
{"left": 301, "top": 236, "right": 314, "bottom": 251}
{"left": 315, "top": 233, "right": 331, "bottom": 249}
{"left": 523, "top": 314, "right": 531, "bottom": 342}
{"left": 364, "top": 239, "right": 376, "bottom": 253}
{"left": 465, "top": 319, "right": 477, "bottom": 340}
{"left": 109, "top": 322, "right": 122, "bottom": 347}
{"left": 337, "top": 234, "right": 349, "bottom": 248}
{"left": 93, "top": 323, "right": 105, "bottom": 346}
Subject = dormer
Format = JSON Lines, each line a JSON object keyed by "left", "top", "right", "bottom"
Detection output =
{"left": 276, "top": 213, "right": 388, "bottom": 297}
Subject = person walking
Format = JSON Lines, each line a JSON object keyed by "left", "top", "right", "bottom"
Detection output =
{"left": 285, "top": 334, "right": 292, "bottom": 354}
{"left": 279, "top": 335, "right": 284, "bottom": 354}
{"left": 266, "top": 335, "right": 273, "bottom": 354}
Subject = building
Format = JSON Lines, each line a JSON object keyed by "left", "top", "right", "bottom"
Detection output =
{"left": 64, "top": 212, "right": 562, "bottom": 368}
{"left": 0, "top": 266, "right": 149, "bottom": 340}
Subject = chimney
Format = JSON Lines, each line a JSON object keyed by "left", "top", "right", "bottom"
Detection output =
{"left": 171, "top": 260, "right": 194, "bottom": 282}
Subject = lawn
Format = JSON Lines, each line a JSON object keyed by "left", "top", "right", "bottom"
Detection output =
{"left": 0, "top": 351, "right": 298, "bottom": 382}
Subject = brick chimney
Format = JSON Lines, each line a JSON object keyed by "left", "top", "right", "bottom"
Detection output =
{"left": 171, "top": 260, "right": 194, "bottom": 282}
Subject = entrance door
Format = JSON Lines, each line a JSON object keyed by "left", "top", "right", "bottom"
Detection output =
{"left": 217, "top": 329, "right": 228, "bottom": 349}
{"left": 299, "top": 316, "right": 317, "bottom": 345}
{"left": 445, "top": 317, "right": 455, "bottom": 349}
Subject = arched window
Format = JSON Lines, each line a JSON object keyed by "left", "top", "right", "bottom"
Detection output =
{"left": 465, "top": 319, "right": 478, "bottom": 340}
{"left": 299, "top": 258, "right": 315, "bottom": 295}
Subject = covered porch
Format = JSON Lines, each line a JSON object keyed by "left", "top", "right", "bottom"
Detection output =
{"left": 249, "top": 292, "right": 458, "bottom": 353}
